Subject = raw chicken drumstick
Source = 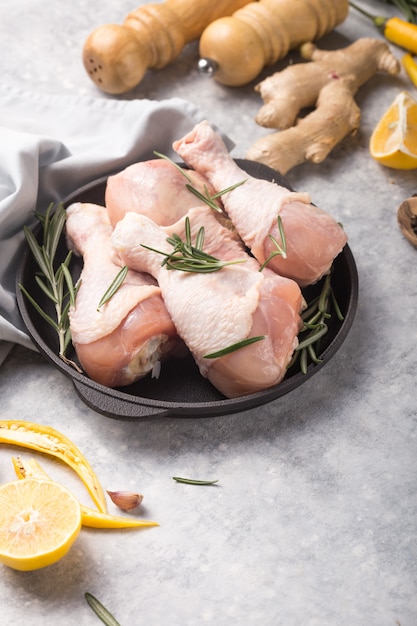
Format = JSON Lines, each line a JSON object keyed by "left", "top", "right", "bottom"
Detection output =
{"left": 173, "top": 121, "right": 348, "bottom": 287}
{"left": 105, "top": 158, "right": 221, "bottom": 227}
{"left": 66, "top": 202, "right": 179, "bottom": 388}
{"left": 112, "top": 205, "right": 303, "bottom": 398}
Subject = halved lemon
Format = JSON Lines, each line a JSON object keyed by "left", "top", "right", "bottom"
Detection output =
{"left": 370, "top": 91, "right": 417, "bottom": 169}
{"left": 0, "top": 478, "right": 82, "bottom": 571}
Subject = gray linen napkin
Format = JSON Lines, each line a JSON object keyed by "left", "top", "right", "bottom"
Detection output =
{"left": 0, "top": 87, "right": 216, "bottom": 365}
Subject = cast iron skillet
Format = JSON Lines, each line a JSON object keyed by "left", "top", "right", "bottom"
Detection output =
{"left": 16, "top": 160, "right": 358, "bottom": 420}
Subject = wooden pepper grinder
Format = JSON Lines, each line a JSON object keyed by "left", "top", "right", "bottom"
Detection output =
{"left": 82, "top": 0, "right": 252, "bottom": 94}
{"left": 198, "top": 0, "right": 349, "bottom": 86}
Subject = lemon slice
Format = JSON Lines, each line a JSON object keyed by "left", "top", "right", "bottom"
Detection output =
{"left": 0, "top": 478, "right": 81, "bottom": 571}
{"left": 370, "top": 91, "right": 417, "bottom": 169}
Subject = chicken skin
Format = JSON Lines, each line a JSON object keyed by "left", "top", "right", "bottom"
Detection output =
{"left": 105, "top": 158, "right": 221, "bottom": 227}
{"left": 65, "top": 202, "right": 178, "bottom": 388}
{"left": 173, "top": 121, "right": 348, "bottom": 287}
{"left": 111, "top": 205, "right": 303, "bottom": 398}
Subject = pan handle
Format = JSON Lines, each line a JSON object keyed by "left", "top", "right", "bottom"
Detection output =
{"left": 72, "top": 379, "right": 168, "bottom": 420}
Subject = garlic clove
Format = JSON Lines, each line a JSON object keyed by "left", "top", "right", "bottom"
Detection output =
{"left": 106, "top": 490, "right": 144, "bottom": 511}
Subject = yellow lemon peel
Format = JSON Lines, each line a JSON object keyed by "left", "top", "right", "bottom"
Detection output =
{"left": 12, "top": 456, "right": 159, "bottom": 530}
{"left": 0, "top": 420, "right": 107, "bottom": 512}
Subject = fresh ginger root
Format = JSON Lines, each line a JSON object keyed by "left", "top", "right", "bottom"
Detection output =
{"left": 246, "top": 38, "right": 400, "bottom": 173}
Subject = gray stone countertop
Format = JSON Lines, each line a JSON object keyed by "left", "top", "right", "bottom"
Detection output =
{"left": 0, "top": 1, "right": 416, "bottom": 624}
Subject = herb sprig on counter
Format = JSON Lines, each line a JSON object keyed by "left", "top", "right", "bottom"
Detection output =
{"left": 85, "top": 592, "right": 121, "bottom": 626}
{"left": 173, "top": 477, "right": 219, "bottom": 485}
{"left": 18, "top": 203, "right": 81, "bottom": 370}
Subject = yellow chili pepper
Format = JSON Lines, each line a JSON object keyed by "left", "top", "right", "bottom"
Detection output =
{"left": 0, "top": 420, "right": 107, "bottom": 512}
{"left": 12, "top": 456, "right": 159, "bottom": 530}
{"left": 402, "top": 52, "right": 417, "bottom": 86}
{"left": 350, "top": 3, "right": 417, "bottom": 54}
{"left": 79, "top": 507, "right": 158, "bottom": 529}
{"left": 384, "top": 17, "right": 417, "bottom": 54}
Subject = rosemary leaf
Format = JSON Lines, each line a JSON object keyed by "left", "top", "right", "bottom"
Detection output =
{"left": 277, "top": 213, "right": 287, "bottom": 251}
{"left": 41, "top": 246, "right": 56, "bottom": 284}
{"left": 300, "top": 297, "right": 320, "bottom": 321}
{"left": 60, "top": 299, "right": 71, "bottom": 328}
{"left": 39, "top": 203, "right": 53, "bottom": 247}
{"left": 185, "top": 183, "right": 221, "bottom": 211}
{"left": 300, "top": 347, "right": 308, "bottom": 374}
{"left": 154, "top": 150, "right": 246, "bottom": 212}
{"left": 318, "top": 274, "right": 331, "bottom": 312}
{"left": 290, "top": 264, "right": 344, "bottom": 373}
{"left": 210, "top": 180, "right": 247, "bottom": 199}
{"left": 141, "top": 243, "right": 172, "bottom": 260}
{"left": 20, "top": 203, "right": 79, "bottom": 362}
{"left": 34, "top": 275, "right": 59, "bottom": 304}
{"left": 195, "top": 226, "right": 205, "bottom": 250}
{"left": 63, "top": 327, "right": 72, "bottom": 352}
{"left": 303, "top": 311, "right": 324, "bottom": 329}
{"left": 166, "top": 256, "right": 244, "bottom": 273}
{"left": 258, "top": 250, "right": 282, "bottom": 271}
{"left": 330, "top": 287, "right": 345, "bottom": 321}
{"left": 307, "top": 343, "right": 323, "bottom": 365}
{"left": 60, "top": 259, "right": 78, "bottom": 308}
{"left": 84, "top": 592, "right": 121, "bottom": 626}
{"left": 184, "top": 214, "right": 191, "bottom": 241}
{"left": 185, "top": 179, "right": 247, "bottom": 212}
{"left": 97, "top": 266, "right": 128, "bottom": 311}
{"left": 48, "top": 205, "right": 67, "bottom": 261}
{"left": 296, "top": 324, "right": 328, "bottom": 351}
{"left": 23, "top": 226, "right": 52, "bottom": 280}
{"left": 18, "top": 284, "right": 60, "bottom": 331}
{"left": 153, "top": 150, "right": 194, "bottom": 183}
{"left": 55, "top": 263, "right": 65, "bottom": 311}
{"left": 173, "top": 477, "right": 219, "bottom": 485}
{"left": 141, "top": 217, "right": 246, "bottom": 274}
{"left": 259, "top": 216, "right": 287, "bottom": 271}
{"left": 61, "top": 249, "right": 73, "bottom": 267}
{"left": 287, "top": 349, "right": 300, "bottom": 371}
{"left": 203, "top": 335, "right": 265, "bottom": 359}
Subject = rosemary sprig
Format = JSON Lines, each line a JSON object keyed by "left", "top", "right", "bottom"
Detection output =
{"left": 84, "top": 592, "right": 121, "bottom": 626}
{"left": 18, "top": 203, "right": 81, "bottom": 370}
{"left": 289, "top": 270, "right": 344, "bottom": 374}
{"left": 153, "top": 150, "right": 194, "bottom": 183}
{"left": 153, "top": 150, "right": 246, "bottom": 212}
{"left": 172, "top": 477, "right": 219, "bottom": 485}
{"left": 185, "top": 180, "right": 246, "bottom": 212}
{"left": 97, "top": 266, "right": 128, "bottom": 311}
{"left": 203, "top": 335, "right": 265, "bottom": 359}
{"left": 142, "top": 216, "right": 246, "bottom": 273}
{"left": 259, "top": 215, "right": 287, "bottom": 271}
